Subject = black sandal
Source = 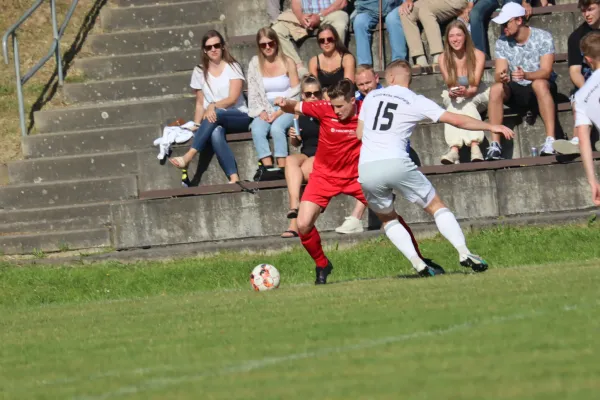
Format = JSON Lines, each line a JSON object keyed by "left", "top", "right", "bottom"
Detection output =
{"left": 280, "top": 230, "right": 299, "bottom": 238}
{"left": 286, "top": 208, "right": 299, "bottom": 219}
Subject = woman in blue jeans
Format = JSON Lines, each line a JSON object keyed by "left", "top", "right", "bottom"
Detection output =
{"left": 248, "top": 27, "right": 300, "bottom": 171}
{"left": 352, "top": 0, "right": 407, "bottom": 66}
{"left": 170, "top": 30, "right": 252, "bottom": 184}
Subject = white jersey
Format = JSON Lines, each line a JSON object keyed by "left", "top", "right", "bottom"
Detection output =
{"left": 574, "top": 69, "right": 600, "bottom": 130}
{"left": 358, "top": 85, "right": 445, "bottom": 165}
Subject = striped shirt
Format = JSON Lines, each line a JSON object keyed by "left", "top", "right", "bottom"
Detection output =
{"left": 301, "top": 0, "right": 337, "bottom": 14}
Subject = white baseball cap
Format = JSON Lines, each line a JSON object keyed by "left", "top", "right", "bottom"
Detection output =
{"left": 492, "top": 3, "right": 526, "bottom": 25}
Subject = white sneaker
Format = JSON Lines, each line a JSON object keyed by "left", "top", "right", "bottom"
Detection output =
{"left": 335, "top": 216, "right": 364, "bottom": 234}
{"left": 540, "top": 137, "right": 555, "bottom": 156}
{"left": 553, "top": 137, "right": 580, "bottom": 155}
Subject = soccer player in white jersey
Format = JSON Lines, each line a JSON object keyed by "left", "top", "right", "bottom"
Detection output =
{"left": 570, "top": 31, "right": 600, "bottom": 206}
{"left": 357, "top": 60, "right": 515, "bottom": 276}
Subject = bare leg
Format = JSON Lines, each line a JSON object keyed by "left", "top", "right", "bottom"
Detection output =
{"left": 488, "top": 82, "right": 510, "bottom": 143}
{"left": 531, "top": 79, "right": 556, "bottom": 138}
{"left": 350, "top": 200, "right": 367, "bottom": 219}
{"left": 284, "top": 154, "right": 309, "bottom": 210}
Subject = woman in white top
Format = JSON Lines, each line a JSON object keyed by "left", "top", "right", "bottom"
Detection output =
{"left": 438, "top": 20, "right": 490, "bottom": 164}
{"left": 170, "top": 30, "right": 252, "bottom": 184}
{"left": 248, "top": 27, "right": 300, "bottom": 171}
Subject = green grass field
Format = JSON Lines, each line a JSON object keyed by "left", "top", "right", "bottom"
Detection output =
{"left": 1, "top": 224, "right": 600, "bottom": 399}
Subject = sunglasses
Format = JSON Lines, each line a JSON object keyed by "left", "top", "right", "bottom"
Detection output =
{"left": 303, "top": 90, "right": 322, "bottom": 98}
{"left": 318, "top": 37, "right": 335, "bottom": 45}
{"left": 259, "top": 40, "right": 276, "bottom": 49}
{"left": 204, "top": 43, "right": 223, "bottom": 51}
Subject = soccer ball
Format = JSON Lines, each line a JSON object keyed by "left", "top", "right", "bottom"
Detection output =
{"left": 250, "top": 264, "right": 280, "bottom": 291}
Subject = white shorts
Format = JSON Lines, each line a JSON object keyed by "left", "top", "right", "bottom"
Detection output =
{"left": 358, "top": 158, "right": 436, "bottom": 214}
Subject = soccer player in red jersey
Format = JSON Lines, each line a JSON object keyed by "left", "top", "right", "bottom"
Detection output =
{"left": 276, "top": 79, "right": 432, "bottom": 284}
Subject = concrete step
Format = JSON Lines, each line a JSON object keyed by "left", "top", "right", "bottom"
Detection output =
{"left": 0, "top": 203, "right": 112, "bottom": 234}
{"left": 8, "top": 151, "right": 138, "bottom": 184}
{"left": 86, "top": 22, "right": 221, "bottom": 56}
{"left": 75, "top": 4, "right": 579, "bottom": 81}
{"left": 34, "top": 96, "right": 194, "bottom": 133}
{"left": 74, "top": 48, "right": 198, "bottom": 81}
{"left": 39, "top": 58, "right": 574, "bottom": 133}
{"left": 112, "top": 0, "right": 200, "bottom": 6}
{"left": 22, "top": 124, "right": 161, "bottom": 159}
{"left": 111, "top": 161, "right": 599, "bottom": 250}
{"left": 63, "top": 72, "right": 191, "bottom": 103}
{"left": 12, "top": 103, "right": 575, "bottom": 189}
{"left": 0, "top": 175, "right": 138, "bottom": 210}
{"left": 99, "top": 0, "right": 221, "bottom": 32}
{"left": 0, "top": 228, "right": 111, "bottom": 255}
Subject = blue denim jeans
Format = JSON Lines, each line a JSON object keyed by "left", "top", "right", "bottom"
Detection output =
{"left": 191, "top": 108, "right": 252, "bottom": 177}
{"left": 353, "top": 6, "right": 407, "bottom": 66}
{"left": 470, "top": 0, "right": 520, "bottom": 56}
{"left": 250, "top": 110, "right": 295, "bottom": 160}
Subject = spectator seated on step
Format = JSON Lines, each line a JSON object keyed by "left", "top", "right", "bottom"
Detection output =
{"left": 485, "top": 3, "right": 558, "bottom": 161}
{"left": 248, "top": 27, "right": 301, "bottom": 178}
{"left": 438, "top": 20, "right": 490, "bottom": 164}
{"left": 398, "top": 0, "right": 469, "bottom": 67}
{"left": 308, "top": 24, "right": 356, "bottom": 95}
{"left": 553, "top": 0, "right": 600, "bottom": 155}
{"left": 169, "top": 30, "right": 252, "bottom": 184}
{"left": 465, "top": 0, "right": 546, "bottom": 59}
{"left": 352, "top": 0, "right": 407, "bottom": 67}
{"left": 272, "top": 0, "right": 350, "bottom": 77}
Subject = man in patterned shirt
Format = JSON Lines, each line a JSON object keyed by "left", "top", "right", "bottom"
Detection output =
{"left": 486, "top": 3, "right": 558, "bottom": 160}
{"left": 272, "top": 0, "right": 349, "bottom": 76}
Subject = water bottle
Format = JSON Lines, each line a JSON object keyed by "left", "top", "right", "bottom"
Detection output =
{"left": 530, "top": 147, "right": 539, "bottom": 157}
{"left": 293, "top": 118, "right": 301, "bottom": 137}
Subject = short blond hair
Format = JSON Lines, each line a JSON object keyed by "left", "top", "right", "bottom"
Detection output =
{"left": 581, "top": 31, "right": 600, "bottom": 61}
{"left": 356, "top": 64, "right": 375, "bottom": 76}
{"left": 385, "top": 60, "right": 412, "bottom": 84}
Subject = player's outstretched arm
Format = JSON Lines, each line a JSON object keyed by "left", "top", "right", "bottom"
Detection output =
{"left": 577, "top": 125, "right": 600, "bottom": 206}
{"left": 356, "top": 120, "right": 364, "bottom": 140}
{"left": 439, "top": 112, "right": 515, "bottom": 140}
{"left": 274, "top": 97, "right": 303, "bottom": 115}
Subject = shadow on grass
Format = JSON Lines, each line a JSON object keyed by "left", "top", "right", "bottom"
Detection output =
{"left": 26, "top": 0, "right": 108, "bottom": 133}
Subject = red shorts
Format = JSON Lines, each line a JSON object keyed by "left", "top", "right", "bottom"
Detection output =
{"left": 301, "top": 173, "right": 367, "bottom": 209}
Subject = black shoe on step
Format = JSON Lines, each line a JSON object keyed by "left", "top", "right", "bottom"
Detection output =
{"left": 315, "top": 261, "right": 333, "bottom": 285}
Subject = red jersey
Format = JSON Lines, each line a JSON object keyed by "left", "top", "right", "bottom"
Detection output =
{"left": 301, "top": 100, "right": 362, "bottom": 179}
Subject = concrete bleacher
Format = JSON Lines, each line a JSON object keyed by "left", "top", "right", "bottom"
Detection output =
{"left": 1, "top": 0, "right": 597, "bottom": 255}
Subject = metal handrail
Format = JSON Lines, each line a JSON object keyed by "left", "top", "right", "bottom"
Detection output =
{"left": 2, "top": 0, "right": 79, "bottom": 136}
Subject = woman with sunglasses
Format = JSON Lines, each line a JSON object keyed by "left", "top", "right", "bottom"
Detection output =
{"left": 308, "top": 24, "right": 355, "bottom": 93}
{"left": 169, "top": 30, "right": 251, "bottom": 184}
{"left": 248, "top": 27, "right": 300, "bottom": 173}
{"left": 281, "top": 75, "right": 322, "bottom": 238}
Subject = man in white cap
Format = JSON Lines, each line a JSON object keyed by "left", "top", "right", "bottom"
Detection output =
{"left": 485, "top": 2, "right": 558, "bottom": 160}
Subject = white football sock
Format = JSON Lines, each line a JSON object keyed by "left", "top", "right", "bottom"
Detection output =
{"left": 384, "top": 220, "right": 424, "bottom": 271}
{"left": 434, "top": 208, "right": 470, "bottom": 256}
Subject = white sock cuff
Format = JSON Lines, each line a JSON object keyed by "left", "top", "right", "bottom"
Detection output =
{"left": 384, "top": 219, "right": 400, "bottom": 232}
{"left": 433, "top": 208, "right": 451, "bottom": 218}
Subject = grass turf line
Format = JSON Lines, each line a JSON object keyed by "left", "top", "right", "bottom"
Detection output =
{"left": 1, "top": 223, "right": 600, "bottom": 307}
{"left": 1, "top": 262, "right": 599, "bottom": 399}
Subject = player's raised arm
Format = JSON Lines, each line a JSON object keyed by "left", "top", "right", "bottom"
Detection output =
{"left": 274, "top": 97, "right": 302, "bottom": 115}
{"left": 439, "top": 112, "right": 515, "bottom": 140}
